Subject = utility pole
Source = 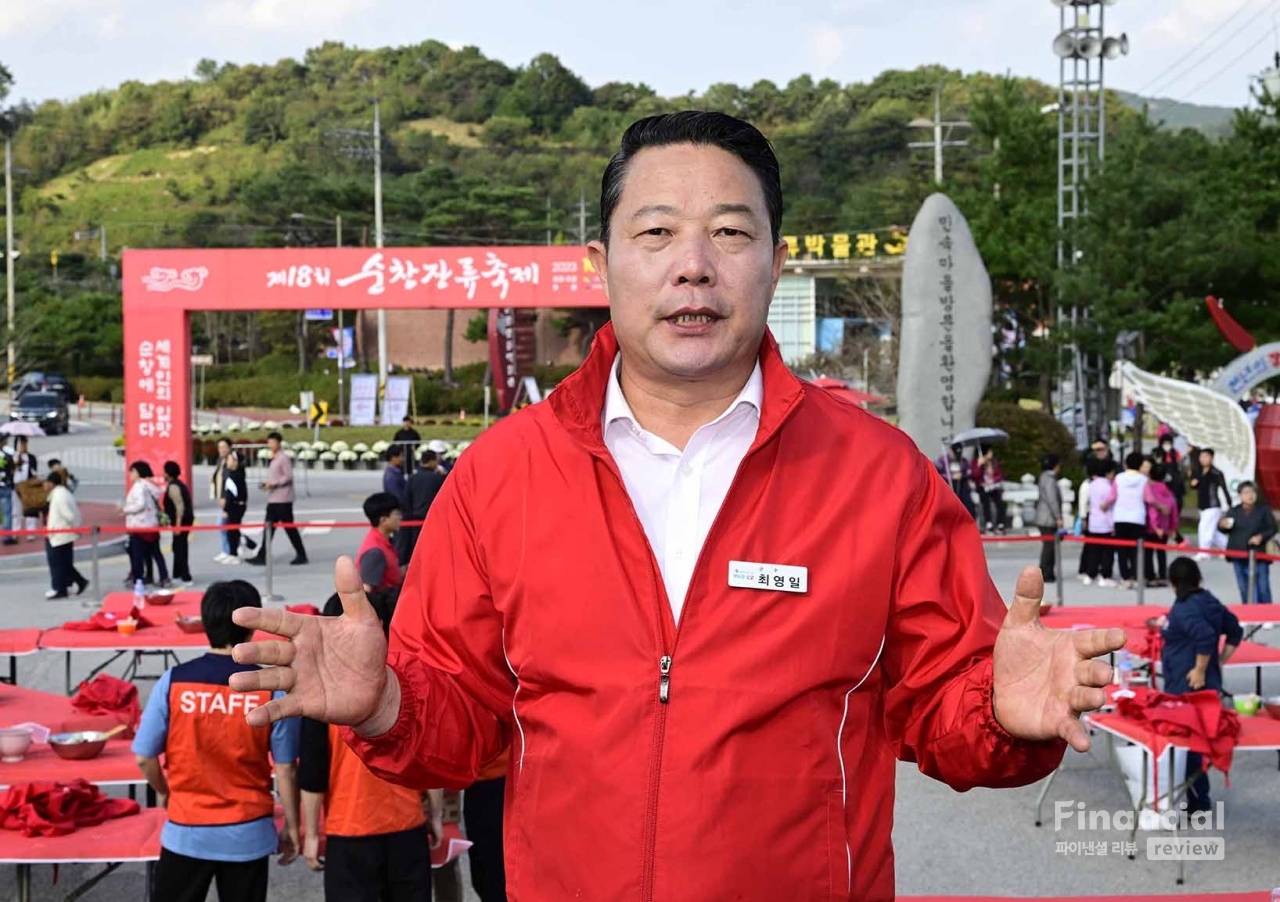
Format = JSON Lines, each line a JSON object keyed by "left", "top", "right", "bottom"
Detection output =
{"left": 373, "top": 99, "right": 387, "bottom": 390}
{"left": 546, "top": 194, "right": 552, "bottom": 246}
{"left": 336, "top": 214, "right": 345, "bottom": 421}
{"left": 907, "top": 84, "right": 970, "bottom": 186}
{"left": 100, "top": 225, "right": 106, "bottom": 263}
{"left": 577, "top": 188, "right": 587, "bottom": 245}
{"left": 4, "top": 131, "right": 13, "bottom": 386}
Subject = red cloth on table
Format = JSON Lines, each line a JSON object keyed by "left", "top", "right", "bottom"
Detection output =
{"left": 285, "top": 604, "right": 321, "bottom": 616}
{"left": 0, "top": 780, "right": 139, "bottom": 837}
{"left": 1116, "top": 687, "right": 1241, "bottom": 778}
{"left": 60, "top": 606, "right": 154, "bottom": 632}
{"left": 71, "top": 675, "right": 140, "bottom": 733}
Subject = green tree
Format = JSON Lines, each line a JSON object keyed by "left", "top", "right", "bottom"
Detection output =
{"left": 496, "top": 53, "right": 592, "bottom": 134}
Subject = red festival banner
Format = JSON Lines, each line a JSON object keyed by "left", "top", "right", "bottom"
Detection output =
{"left": 122, "top": 246, "right": 605, "bottom": 484}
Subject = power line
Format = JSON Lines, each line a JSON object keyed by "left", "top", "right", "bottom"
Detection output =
{"left": 1135, "top": 0, "right": 1260, "bottom": 95}
{"left": 1179, "top": 26, "right": 1278, "bottom": 100}
{"left": 1143, "top": 0, "right": 1280, "bottom": 97}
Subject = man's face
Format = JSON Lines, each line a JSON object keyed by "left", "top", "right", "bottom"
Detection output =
{"left": 385, "top": 509, "right": 402, "bottom": 533}
{"left": 1242, "top": 486, "right": 1258, "bottom": 506}
{"left": 1199, "top": 451, "right": 1213, "bottom": 469}
{"left": 588, "top": 144, "right": 788, "bottom": 384}
{"left": 267, "top": 438, "right": 280, "bottom": 454}
{"left": 1091, "top": 443, "right": 1107, "bottom": 458}
{"left": 1140, "top": 459, "right": 1152, "bottom": 475}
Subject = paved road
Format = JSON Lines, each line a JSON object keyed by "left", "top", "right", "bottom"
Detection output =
{"left": 0, "top": 415, "right": 1277, "bottom": 898}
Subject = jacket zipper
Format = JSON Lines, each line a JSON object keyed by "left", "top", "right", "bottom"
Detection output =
{"left": 596, "top": 393, "right": 802, "bottom": 902}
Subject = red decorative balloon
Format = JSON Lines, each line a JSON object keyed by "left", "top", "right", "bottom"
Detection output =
{"left": 1255, "top": 404, "right": 1280, "bottom": 507}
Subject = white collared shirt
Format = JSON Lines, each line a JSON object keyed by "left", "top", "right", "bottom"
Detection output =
{"left": 603, "top": 354, "right": 763, "bottom": 622}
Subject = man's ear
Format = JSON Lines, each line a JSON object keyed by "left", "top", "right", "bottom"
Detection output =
{"left": 587, "top": 241, "right": 610, "bottom": 304}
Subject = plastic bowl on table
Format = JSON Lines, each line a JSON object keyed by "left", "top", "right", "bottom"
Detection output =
{"left": 175, "top": 616, "right": 205, "bottom": 635}
{"left": 144, "top": 589, "right": 176, "bottom": 606}
{"left": 1233, "top": 694, "right": 1261, "bottom": 716}
{"left": 116, "top": 618, "right": 138, "bottom": 636}
{"left": 47, "top": 731, "right": 110, "bottom": 761}
{"left": 0, "top": 727, "right": 33, "bottom": 762}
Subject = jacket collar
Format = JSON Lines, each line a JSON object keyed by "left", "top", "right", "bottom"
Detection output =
{"left": 549, "top": 322, "right": 804, "bottom": 454}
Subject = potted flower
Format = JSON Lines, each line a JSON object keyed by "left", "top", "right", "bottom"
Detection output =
{"left": 338, "top": 450, "right": 359, "bottom": 470}
{"left": 371, "top": 440, "right": 390, "bottom": 457}
{"left": 256, "top": 447, "right": 273, "bottom": 463}
{"left": 331, "top": 440, "right": 351, "bottom": 455}
{"left": 297, "top": 449, "right": 318, "bottom": 469}
{"left": 319, "top": 450, "right": 338, "bottom": 470}
{"left": 310, "top": 441, "right": 329, "bottom": 454}
{"left": 352, "top": 442, "right": 369, "bottom": 455}
{"left": 360, "top": 451, "right": 379, "bottom": 470}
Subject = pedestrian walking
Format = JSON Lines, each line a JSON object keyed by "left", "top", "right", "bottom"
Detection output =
{"left": 163, "top": 461, "right": 195, "bottom": 586}
{"left": 1217, "top": 481, "right": 1276, "bottom": 603}
{"left": 211, "top": 438, "right": 234, "bottom": 560}
{"left": 229, "top": 111, "right": 1125, "bottom": 901}
{"left": 1145, "top": 463, "right": 1179, "bottom": 587}
{"left": 220, "top": 451, "right": 248, "bottom": 564}
{"left": 1034, "top": 454, "right": 1063, "bottom": 582}
{"left": 299, "top": 589, "right": 440, "bottom": 902}
{"left": 132, "top": 580, "right": 301, "bottom": 902}
{"left": 245, "top": 432, "right": 307, "bottom": 567}
{"left": 1081, "top": 459, "right": 1118, "bottom": 587}
{"left": 1160, "top": 558, "right": 1242, "bottom": 812}
{"left": 10, "top": 436, "right": 40, "bottom": 542}
{"left": 43, "top": 470, "right": 88, "bottom": 599}
{"left": 45, "top": 458, "right": 78, "bottom": 493}
{"left": 121, "top": 461, "right": 169, "bottom": 588}
{"left": 976, "top": 444, "right": 1005, "bottom": 534}
{"left": 1190, "top": 448, "right": 1231, "bottom": 560}
{"left": 1112, "top": 452, "right": 1156, "bottom": 590}
{"left": 0, "top": 444, "right": 15, "bottom": 546}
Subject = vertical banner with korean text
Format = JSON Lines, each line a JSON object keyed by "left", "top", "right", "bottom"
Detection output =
{"left": 122, "top": 305, "right": 190, "bottom": 483}
{"left": 349, "top": 374, "right": 379, "bottom": 426}
{"left": 381, "top": 376, "right": 412, "bottom": 425}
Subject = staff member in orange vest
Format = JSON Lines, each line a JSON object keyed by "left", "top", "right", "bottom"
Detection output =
{"left": 299, "top": 589, "right": 442, "bottom": 900}
{"left": 358, "top": 492, "right": 403, "bottom": 594}
{"left": 133, "top": 580, "right": 301, "bottom": 902}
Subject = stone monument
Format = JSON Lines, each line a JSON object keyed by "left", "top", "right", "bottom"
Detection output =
{"left": 895, "top": 194, "right": 993, "bottom": 458}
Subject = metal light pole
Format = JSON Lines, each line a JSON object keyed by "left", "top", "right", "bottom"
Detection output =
{"left": 373, "top": 99, "right": 387, "bottom": 391}
{"left": 907, "top": 83, "right": 970, "bottom": 186}
{"left": 4, "top": 131, "right": 14, "bottom": 387}
{"left": 1052, "top": 0, "right": 1129, "bottom": 449}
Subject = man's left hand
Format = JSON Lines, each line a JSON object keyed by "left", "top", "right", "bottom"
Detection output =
{"left": 278, "top": 826, "right": 300, "bottom": 866}
{"left": 992, "top": 567, "right": 1127, "bottom": 753}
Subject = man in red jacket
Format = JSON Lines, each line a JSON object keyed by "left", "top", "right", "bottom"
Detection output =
{"left": 231, "top": 111, "right": 1126, "bottom": 901}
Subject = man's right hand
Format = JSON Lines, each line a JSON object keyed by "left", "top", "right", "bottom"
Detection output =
{"left": 303, "top": 833, "right": 323, "bottom": 871}
{"left": 229, "top": 556, "right": 393, "bottom": 728}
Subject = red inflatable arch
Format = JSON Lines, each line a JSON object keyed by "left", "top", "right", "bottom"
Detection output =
{"left": 122, "top": 246, "right": 605, "bottom": 481}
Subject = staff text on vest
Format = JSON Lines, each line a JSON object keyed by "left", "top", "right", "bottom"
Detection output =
{"left": 178, "top": 690, "right": 263, "bottom": 715}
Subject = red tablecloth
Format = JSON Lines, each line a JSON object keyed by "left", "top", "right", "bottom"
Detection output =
{"left": 0, "top": 631, "right": 40, "bottom": 658}
{"left": 1089, "top": 710, "right": 1280, "bottom": 760}
{"left": 0, "top": 806, "right": 164, "bottom": 863}
{"left": 1224, "top": 639, "right": 1280, "bottom": 668}
{"left": 0, "top": 685, "right": 145, "bottom": 788}
{"left": 900, "top": 895, "right": 1272, "bottom": 902}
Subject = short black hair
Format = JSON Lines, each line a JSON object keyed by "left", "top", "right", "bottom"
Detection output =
{"left": 1239, "top": 480, "right": 1257, "bottom": 493}
{"left": 1041, "top": 453, "right": 1061, "bottom": 471}
{"left": 599, "top": 111, "right": 782, "bottom": 247}
{"left": 1150, "top": 462, "right": 1167, "bottom": 482}
{"left": 130, "top": 461, "right": 154, "bottom": 479}
{"left": 1200, "top": 447, "right": 1215, "bottom": 458}
{"left": 163, "top": 460, "right": 181, "bottom": 479}
{"left": 201, "top": 580, "right": 260, "bottom": 648}
{"left": 217, "top": 436, "right": 231, "bottom": 448}
{"left": 267, "top": 431, "right": 283, "bottom": 443}
{"left": 45, "top": 470, "right": 62, "bottom": 487}
{"left": 402, "top": 416, "right": 413, "bottom": 424}
{"left": 1168, "top": 557, "right": 1202, "bottom": 596}
{"left": 47, "top": 458, "right": 61, "bottom": 468}
{"left": 1102, "top": 460, "right": 1118, "bottom": 477}
{"left": 321, "top": 587, "right": 398, "bottom": 637}
{"left": 363, "top": 491, "right": 401, "bottom": 527}
{"left": 420, "top": 449, "right": 438, "bottom": 464}
{"left": 386, "top": 446, "right": 403, "bottom": 461}
{"left": 1125, "top": 452, "right": 1146, "bottom": 471}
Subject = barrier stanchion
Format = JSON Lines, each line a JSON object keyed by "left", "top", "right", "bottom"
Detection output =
{"left": 1248, "top": 548, "right": 1258, "bottom": 604}
{"left": 87, "top": 526, "right": 101, "bottom": 610}
{"left": 1135, "top": 537, "right": 1145, "bottom": 606}
{"left": 1054, "top": 533, "right": 1064, "bottom": 606}
{"left": 263, "top": 543, "right": 282, "bottom": 603}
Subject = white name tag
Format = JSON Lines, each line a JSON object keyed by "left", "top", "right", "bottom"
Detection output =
{"left": 728, "top": 560, "right": 808, "bottom": 594}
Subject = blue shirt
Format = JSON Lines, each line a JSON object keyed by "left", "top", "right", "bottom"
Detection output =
{"left": 1160, "top": 589, "right": 1244, "bottom": 696}
{"left": 383, "top": 465, "right": 408, "bottom": 508}
{"left": 132, "top": 657, "right": 300, "bottom": 862}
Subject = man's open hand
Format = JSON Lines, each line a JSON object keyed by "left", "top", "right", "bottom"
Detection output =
{"left": 229, "top": 557, "right": 391, "bottom": 728}
{"left": 992, "top": 567, "right": 1127, "bottom": 752}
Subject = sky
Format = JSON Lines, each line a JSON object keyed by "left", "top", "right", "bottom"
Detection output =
{"left": 1, "top": 0, "right": 1277, "bottom": 111}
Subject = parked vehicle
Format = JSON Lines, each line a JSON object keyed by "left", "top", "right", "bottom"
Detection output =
{"left": 9, "top": 391, "right": 70, "bottom": 434}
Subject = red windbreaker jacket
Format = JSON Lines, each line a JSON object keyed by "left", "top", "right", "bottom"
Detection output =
{"left": 346, "top": 324, "right": 1066, "bottom": 901}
